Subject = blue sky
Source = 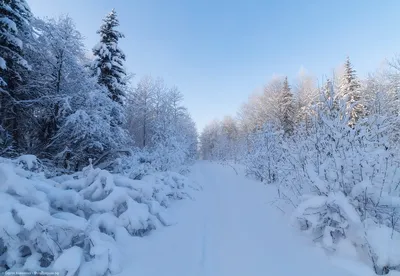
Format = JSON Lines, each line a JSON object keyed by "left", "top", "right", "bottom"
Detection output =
{"left": 27, "top": 0, "right": 400, "bottom": 132}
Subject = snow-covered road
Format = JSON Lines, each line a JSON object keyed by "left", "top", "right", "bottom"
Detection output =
{"left": 118, "top": 161, "right": 356, "bottom": 276}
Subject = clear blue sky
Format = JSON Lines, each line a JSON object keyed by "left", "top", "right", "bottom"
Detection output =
{"left": 27, "top": 0, "right": 400, "bottom": 132}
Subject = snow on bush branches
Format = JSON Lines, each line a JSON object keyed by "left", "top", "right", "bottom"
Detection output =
{"left": 201, "top": 72, "right": 400, "bottom": 274}
{"left": 0, "top": 155, "right": 198, "bottom": 275}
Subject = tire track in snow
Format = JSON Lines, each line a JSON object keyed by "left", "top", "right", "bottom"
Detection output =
{"left": 199, "top": 222, "right": 207, "bottom": 270}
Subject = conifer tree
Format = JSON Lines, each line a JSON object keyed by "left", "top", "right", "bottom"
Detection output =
{"left": 0, "top": 0, "right": 32, "bottom": 147}
{"left": 339, "top": 57, "right": 364, "bottom": 126}
{"left": 279, "top": 77, "right": 295, "bottom": 135}
{"left": 92, "top": 9, "right": 126, "bottom": 105}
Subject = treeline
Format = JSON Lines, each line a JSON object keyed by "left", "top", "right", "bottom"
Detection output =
{"left": 200, "top": 57, "right": 400, "bottom": 274}
{"left": 0, "top": 0, "right": 197, "bottom": 171}
{"left": 201, "top": 57, "right": 400, "bottom": 161}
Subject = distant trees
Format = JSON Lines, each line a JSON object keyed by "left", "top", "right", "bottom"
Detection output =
{"left": 201, "top": 75, "right": 298, "bottom": 160}
{"left": 127, "top": 76, "right": 155, "bottom": 148}
{"left": 126, "top": 76, "right": 198, "bottom": 168}
{"left": 294, "top": 69, "right": 318, "bottom": 127}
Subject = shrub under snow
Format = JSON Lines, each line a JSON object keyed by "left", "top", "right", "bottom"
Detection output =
{"left": 0, "top": 155, "right": 198, "bottom": 274}
{"left": 203, "top": 86, "right": 400, "bottom": 275}
{"left": 280, "top": 102, "right": 400, "bottom": 274}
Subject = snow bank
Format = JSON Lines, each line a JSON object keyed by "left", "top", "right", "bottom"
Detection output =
{"left": 366, "top": 223, "right": 400, "bottom": 274}
{"left": 0, "top": 156, "right": 198, "bottom": 274}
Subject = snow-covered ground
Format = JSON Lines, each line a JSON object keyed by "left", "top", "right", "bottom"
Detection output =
{"left": 117, "top": 161, "right": 360, "bottom": 276}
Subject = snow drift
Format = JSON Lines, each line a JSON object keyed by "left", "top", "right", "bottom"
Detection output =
{"left": 0, "top": 155, "right": 199, "bottom": 275}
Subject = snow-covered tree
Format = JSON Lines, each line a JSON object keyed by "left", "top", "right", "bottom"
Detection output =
{"left": 237, "top": 76, "right": 285, "bottom": 137}
{"left": 220, "top": 116, "right": 240, "bottom": 162}
{"left": 199, "top": 120, "right": 222, "bottom": 160}
{"left": 21, "top": 16, "right": 87, "bottom": 154}
{"left": 200, "top": 117, "right": 244, "bottom": 163}
{"left": 237, "top": 93, "right": 267, "bottom": 134}
{"left": 0, "top": 0, "right": 32, "bottom": 148}
{"left": 91, "top": 9, "right": 126, "bottom": 105}
{"left": 294, "top": 69, "right": 318, "bottom": 128}
{"left": 49, "top": 80, "right": 129, "bottom": 170}
{"left": 126, "top": 75, "right": 155, "bottom": 148}
{"left": 150, "top": 85, "right": 197, "bottom": 169}
{"left": 125, "top": 75, "right": 197, "bottom": 170}
{"left": 0, "top": 0, "right": 31, "bottom": 89}
{"left": 339, "top": 57, "right": 364, "bottom": 126}
{"left": 278, "top": 77, "right": 295, "bottom": 135}
{"left": 244, "top": 124, "right": 284, "bottom": 183}
{"left": 199, "top": 56, "right": 400, "bottom": 275}
{"left": 6, "top": 15, "right": 130, "bottom": 170}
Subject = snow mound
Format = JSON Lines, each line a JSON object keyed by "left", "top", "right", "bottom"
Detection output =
{"left": 366, "top": 223, "right": 400, "bottom": 274}
{"left": 0, "top": 156, "right": 198, "bottom": 274}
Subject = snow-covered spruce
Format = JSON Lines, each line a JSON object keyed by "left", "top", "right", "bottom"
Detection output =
{"left": 91, "top": 9, "right": 126, "bottom": 105}
{"left": 0, "top": 155, "right": 198, "bottom": 274}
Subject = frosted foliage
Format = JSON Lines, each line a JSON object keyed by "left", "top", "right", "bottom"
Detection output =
{"left": 201, "top": 68, "right": 400, "bottom": 274}
{"left": 0, "top": 156, "right": 198, "bottom": 273}
{"left": 125, "top": 76, "right": 198, "bottom": 170}
{"left": 243, "top": 124, "right": 284, "bottom": 184}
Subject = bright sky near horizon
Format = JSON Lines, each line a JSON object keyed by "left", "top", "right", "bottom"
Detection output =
{"left": 27, "top": 0, "right": 400, "bottom": 132}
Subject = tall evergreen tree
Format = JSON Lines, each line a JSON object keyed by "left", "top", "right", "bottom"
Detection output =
{"left": 0, "top": 0, "right": 32, "bottom": 148}
{"left": 339, "top": 57, "right": 364, "bottom": 126}
{"left": 279, "top": 77, "right": 295, "bottom": 135}
{"left": 0, "top": 0, "right": 31, "bottom": 88}
{"left": 92, "top": 9, "right": 126, "bottom": 105}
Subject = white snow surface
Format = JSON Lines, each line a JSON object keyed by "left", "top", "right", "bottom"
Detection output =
{"left": 117, "top": 161, "right": 358, "bottom": 276}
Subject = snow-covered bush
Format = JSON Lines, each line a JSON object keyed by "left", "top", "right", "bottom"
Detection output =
{"left": 111, "top": 150, "right": 155, "bottom": 180}
{"left": 149, "top": 123, "right": 188, "bottom": 172}
{"left": 198, "top": 58, "right": 400, "bottom": 275}
{"left": 364, "top": 220, "right": 400, "bottom": 274}
{"left": 49, "top": 85, "right": 130, "bottom": 171}
{"left": 15, "top": 155, "right": 42, "bottom": 173}
{"left": 292, "top": 192, "right": 362, "bottom": 252}
{"left": 0, "top": 156, "right": 198, "bottom": 274}
{"left": 283, "top": 94, "right": 400, "bottom": 274}
{"left": 209, "top": 80, "right": 400, "bottom": 274}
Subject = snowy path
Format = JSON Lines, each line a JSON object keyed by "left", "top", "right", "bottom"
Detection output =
{"left": 118, "top": 161, "right": 356, "bottom": 276}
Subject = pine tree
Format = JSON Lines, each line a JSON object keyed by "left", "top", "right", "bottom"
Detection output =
{"left": 339, "top": 57, "right": 364, "bottom": 126}
{"left": 92, "top": 9, "right": 126, "bottom": 105}
{"left": 0, "top": 0, "right": 31, "bottom": 88}
{"left": 0, "top": 0, "right": 32, "bottom": 148}
{"left": 279, "top": 77, "right": 295, "bottom": 135}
